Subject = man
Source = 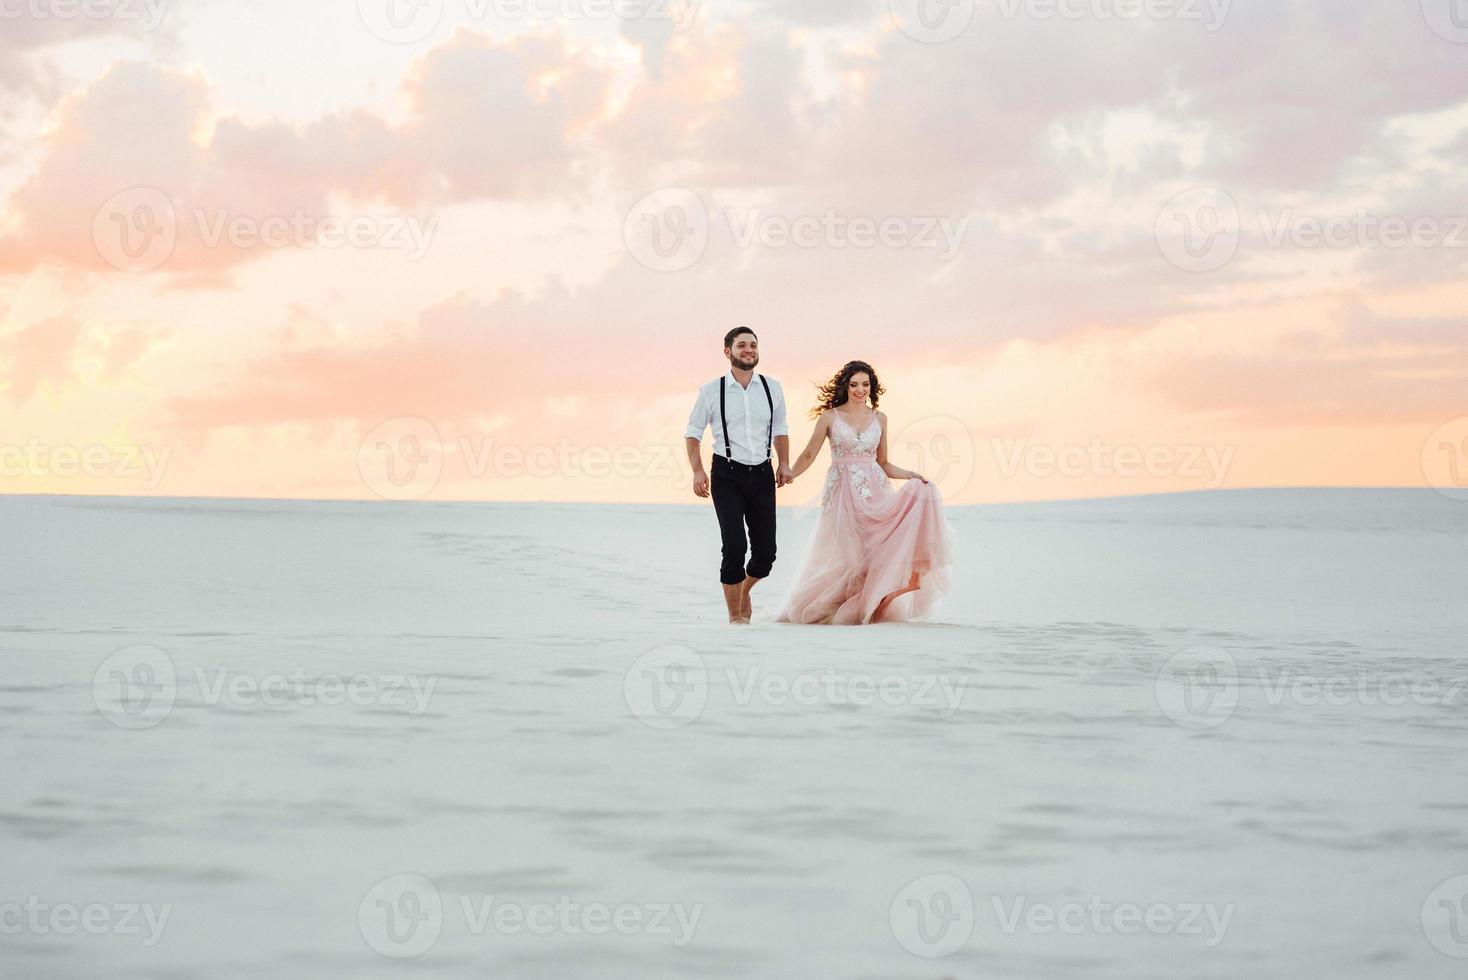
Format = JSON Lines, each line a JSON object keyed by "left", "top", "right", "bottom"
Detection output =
{"left": 685, "top": 327, "right": 795, "bottom": 624}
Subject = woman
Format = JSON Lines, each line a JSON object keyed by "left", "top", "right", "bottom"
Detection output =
{"left": 775, "top": 361, "right": 956, "bottom": 625}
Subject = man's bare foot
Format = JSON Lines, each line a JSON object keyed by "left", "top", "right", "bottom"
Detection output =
{"left": 738, "top": 575, "right": 761, "bottom": 623}
{"left": 723, "top": 577, "right": 759, "bottom": 624}
{"left": 722, "top": 582, "right": 743, "bottom": 623}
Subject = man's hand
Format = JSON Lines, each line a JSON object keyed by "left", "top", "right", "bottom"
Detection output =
{"left": 776, "top": 464, "right": 794, "bottom": 487}
{"left": 692, "top": 469, "right": 710, "bottom": 498}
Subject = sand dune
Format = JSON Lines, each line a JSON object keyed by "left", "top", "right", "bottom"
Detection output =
{"left": 3, "top": 489, "right": 1467, "bottom": 978}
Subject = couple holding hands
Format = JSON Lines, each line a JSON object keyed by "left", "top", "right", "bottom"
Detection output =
{"left": 685, "top": 327, "right": 955, "bottom": 625}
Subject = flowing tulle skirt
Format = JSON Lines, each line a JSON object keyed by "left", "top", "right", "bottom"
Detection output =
{"left": 776, "top": 459, "right": 956, "bottom": 625}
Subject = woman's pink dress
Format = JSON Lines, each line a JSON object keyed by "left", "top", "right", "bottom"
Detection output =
{"left": 776, "top": 411, "right": 956, "bottom": 625}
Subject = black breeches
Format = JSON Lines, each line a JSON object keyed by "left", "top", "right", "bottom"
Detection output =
{"left": 710, "top": 456, "right": 777, "bottom": 585}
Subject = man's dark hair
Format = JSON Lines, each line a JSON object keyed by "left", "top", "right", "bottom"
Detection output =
{"left": 724, "top": 326, "right": 757, "bottom": 349}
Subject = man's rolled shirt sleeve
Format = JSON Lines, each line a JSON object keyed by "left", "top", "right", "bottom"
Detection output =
{"left": 771, "top": 380, "right": 789, "bottom": 437}
{"left": 684, "top": 387, "right": 711, "bottom": 441}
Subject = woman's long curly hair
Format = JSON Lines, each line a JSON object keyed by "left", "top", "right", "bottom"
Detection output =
{"left": 809, "top": 360, "right": 885, "bottom": 420}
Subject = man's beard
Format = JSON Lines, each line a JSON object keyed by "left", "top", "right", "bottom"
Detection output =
{"left": 730, "top": 353, "right": 759, "bottom": 370}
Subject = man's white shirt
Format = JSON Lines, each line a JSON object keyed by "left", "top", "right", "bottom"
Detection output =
{"left": 685, "top": 371, "right": 789, "bottom": 465}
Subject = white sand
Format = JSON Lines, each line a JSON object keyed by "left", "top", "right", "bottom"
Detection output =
{"left": 3, "top": 489, "right": 1467, "bottom": 977}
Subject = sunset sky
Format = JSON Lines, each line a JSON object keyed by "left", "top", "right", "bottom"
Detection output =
{"left": 1, "top": 0, "right": 1465, "bottom": 504}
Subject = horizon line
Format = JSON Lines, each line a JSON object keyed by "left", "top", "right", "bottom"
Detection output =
{"left": 0, "top": 485, "right": 1442, "bottom": 509}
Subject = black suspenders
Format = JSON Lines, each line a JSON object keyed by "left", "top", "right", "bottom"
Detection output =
{"left": 718, "top": 375, "right": 774, "bottom": 462}
{"left": 760, "top": 376, "right": 773, "bottom": 457}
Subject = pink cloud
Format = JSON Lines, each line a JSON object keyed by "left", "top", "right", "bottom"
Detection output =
{"left": 0, "top": 31, "right": 613, "bottom": 277}
{"left": 0, "top": 312, "right": 83, "bottom": 404}
{"left": 1146, "top": 302, "right": 1468, "bottom": 427}
{"left": 0, "top": 312, "right": 168, "bottom": 404}
{"left": 0, "top": 14, "right": 173, "bottom": 108}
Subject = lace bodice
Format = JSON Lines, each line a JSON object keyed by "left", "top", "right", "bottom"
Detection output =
{"left": 821, "top": 411, "right": 885, "bottom": 511}
{"left": 828, "top": 410, "right": 881, "bottom": 457}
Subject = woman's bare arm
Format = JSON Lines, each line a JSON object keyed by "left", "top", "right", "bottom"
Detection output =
{"left": 789, "top": 412, "right": 833, "bottom": 480}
